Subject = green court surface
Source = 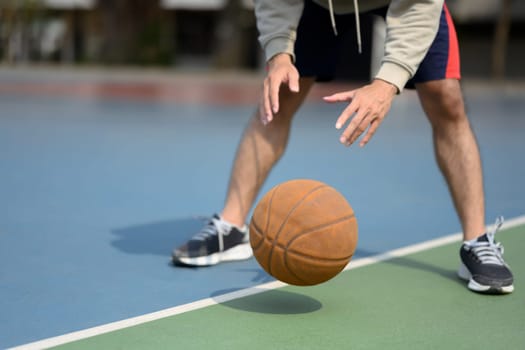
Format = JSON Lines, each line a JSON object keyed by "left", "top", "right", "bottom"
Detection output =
{"left": 53, "top": 225, "right": 524, "bottom": 350}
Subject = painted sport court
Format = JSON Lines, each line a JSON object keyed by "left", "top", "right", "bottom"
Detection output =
{"left": 0, "top": 67, "right": 524, "bottom": 349}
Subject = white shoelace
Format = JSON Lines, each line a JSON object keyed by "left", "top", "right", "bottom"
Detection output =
{"left": 192, "top": 216, "right": 233, "bottom": 252}
{"left": 468, "top": 216, "right": 505, "bottom": 266}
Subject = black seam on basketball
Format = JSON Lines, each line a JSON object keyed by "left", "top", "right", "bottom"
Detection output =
{"left": 268, "top": 240, "right": 355, "bottom": 261}
{"left": 257, "top": 209, "right": 355, "bottom": 251}
{"left": 265, "top": 185, "right": 278, "bottom": 238}
{"left": 284, "top": 251, "right": 354, "bottom": 286}
{"left": 286, "top": 250, "right": 354, "bottom": 262}
{"left": 285, "top": 214, "right": 355, "bottom": 252}
{"left": 262, "top": 185, "right": 281, "bottom": 275}
{"left": 288, "top": 213, "right": 355, "bottom": 239}
{"left": 267, "top": 184, "right": 327, "bottom": 276}
{"left": 281, "top": 215, "right": 356, "bottom": 283}
{"left": 250, "top": 219, "right": 265, "bottom": 253}
{"left": 283, "top": 247, "right": 310, "bottom": 285}
{"left": 282, "top": 251, "right": 354, "bottom": 285}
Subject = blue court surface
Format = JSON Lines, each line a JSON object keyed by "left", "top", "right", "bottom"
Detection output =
{"left": 0, "top": 67, "right": 524, "bottom": 349}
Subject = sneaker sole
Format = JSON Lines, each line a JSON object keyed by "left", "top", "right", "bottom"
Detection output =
{"left": 174, "top": 242, "right": 253, "bottom": 267}
{"left": 458, "top": 263, "right": 514, "bottom": 294}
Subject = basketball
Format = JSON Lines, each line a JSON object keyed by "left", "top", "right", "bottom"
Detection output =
{"left": 249, "top": 179, "right": 358, "bottom": 286}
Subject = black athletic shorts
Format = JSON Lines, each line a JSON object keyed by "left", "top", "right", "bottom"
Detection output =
{"left": 294, "top": 0, "right": 461, "bottom": 87}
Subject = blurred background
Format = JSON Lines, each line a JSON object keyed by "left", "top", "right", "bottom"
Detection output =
{"left": 1, "top": 3, "right": 524, "bottom": 348}
{"left": 0, "top": 0, "right": 524, "bottom": 81}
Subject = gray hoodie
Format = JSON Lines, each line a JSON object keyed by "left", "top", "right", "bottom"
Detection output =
{"left": 254, "top": 0, "right": 445, "bottom": 91}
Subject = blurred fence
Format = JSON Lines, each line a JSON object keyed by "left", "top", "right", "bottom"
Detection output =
{"left": 0, "top": 0, "right": 524, "bottom": 79}
{"left": 0, "top": 0, "right": 258, "bottom": 68}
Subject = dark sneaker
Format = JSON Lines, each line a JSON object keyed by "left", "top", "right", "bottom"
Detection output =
{"left": 172, "top": 214, "right": 252, "bottom": 266}
{"left": 458, "top": 217, "right": 514, "bottom": 294}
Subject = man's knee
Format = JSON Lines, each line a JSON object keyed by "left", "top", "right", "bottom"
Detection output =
{"left": 417, "top": 79, "right": 467, "bottom": 126}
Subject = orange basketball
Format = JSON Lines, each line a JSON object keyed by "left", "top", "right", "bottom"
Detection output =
{"left": 249, "top": 179, "right": 358, "bottom": 286}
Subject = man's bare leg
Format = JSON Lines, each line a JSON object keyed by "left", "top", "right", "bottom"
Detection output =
{"left": 221, "top": 78, "right": 315, "bottom": 227}
{"left": 416, "top": 79, "right": 486, "bottom": 240}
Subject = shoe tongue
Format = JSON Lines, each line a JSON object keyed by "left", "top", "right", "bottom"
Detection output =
{"left": 207, "top": 213, "right": 222, "bottom": 225}
{"left": 476, "top": 234, "right": 489, "bottom": 243}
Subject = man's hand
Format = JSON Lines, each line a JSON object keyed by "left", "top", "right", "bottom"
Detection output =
{"left": 323, "top": 79, "right": 398, "bottom": 147}
{"left": 260, "top": 53, "right": 300, "bottom": 125}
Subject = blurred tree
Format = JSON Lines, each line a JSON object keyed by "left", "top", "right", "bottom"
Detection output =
{"left": 0, "top": 0, "right": 44, "bottom": 63}
{"left": 213, "top": 0, "right": 258, "bottom": 69}
{"left": 98, "top": 0, "right": 173, "bottom": 65}
{"left": 492, "top": 0, "right": 512, "bottom": 79}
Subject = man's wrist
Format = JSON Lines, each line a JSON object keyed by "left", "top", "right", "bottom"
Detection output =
{"left": 373, "top": 78, "right": 399, "bottom": 95}
{"left": 267, "top": 53, "right": 293, "bottom": 68}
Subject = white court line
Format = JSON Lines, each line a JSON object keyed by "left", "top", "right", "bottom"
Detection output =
{"left": 9, "top": 214, "right": 525, "bottom": 350}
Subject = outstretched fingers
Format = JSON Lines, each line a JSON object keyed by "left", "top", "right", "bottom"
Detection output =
{"left": 323, "top": 91, "right": 355, "bottom": 104}
{"left": 324, "top": 80, "right": 397, "bottom": 147}
{"left": 359, "top": 117, "right": 380, "bottom": 147}
{"left": 338, "top": 105, "right": 373, "bottom": 146}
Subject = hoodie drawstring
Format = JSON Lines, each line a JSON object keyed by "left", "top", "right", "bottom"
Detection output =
{"left": 328, "top": 0, "right": 338, "bottom": 35}
{"left": 353, "top": 0, "right": 362, "bottom": 54}
{"left": 327, "top": 0, "right": 362, "bottom": 54}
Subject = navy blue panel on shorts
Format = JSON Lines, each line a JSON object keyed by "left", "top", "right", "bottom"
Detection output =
{"left": 294, "top": 0, "right": 460, "bottom": 87}
{"left": 294, "top": 0, "right": 383, "bottom": 81}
